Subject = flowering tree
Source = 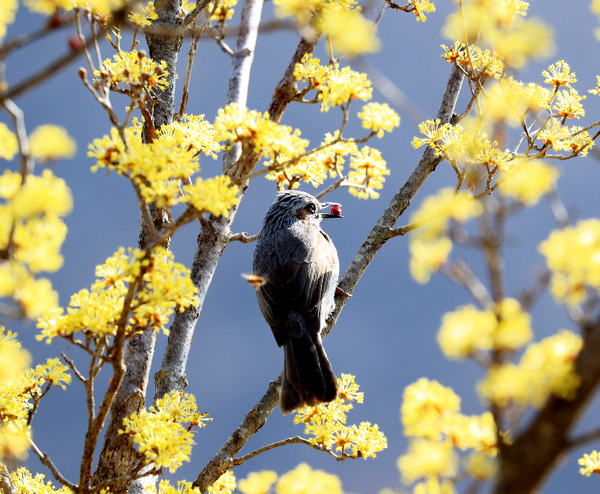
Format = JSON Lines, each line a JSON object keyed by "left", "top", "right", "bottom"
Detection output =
{"left": 2, "top": 1, "right": 600, "bottom": 494}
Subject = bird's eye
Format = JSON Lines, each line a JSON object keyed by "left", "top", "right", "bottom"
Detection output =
{"left": 307, "top": 203, "right": 317, "bottom": 214}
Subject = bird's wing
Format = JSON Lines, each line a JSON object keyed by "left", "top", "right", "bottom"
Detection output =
{"left": 256, "top": 226, "right": 335, "bottom": 343}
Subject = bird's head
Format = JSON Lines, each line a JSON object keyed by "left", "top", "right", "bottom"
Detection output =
{"left": 262, "top": 190, "right": 343, "bottom": 230}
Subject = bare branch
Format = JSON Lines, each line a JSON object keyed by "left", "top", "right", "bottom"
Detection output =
{"left": 228, "top": 232, "right": 259, "bottom": 243}
{"left": 28, "top": 438, "right": 77, "bottom": 491}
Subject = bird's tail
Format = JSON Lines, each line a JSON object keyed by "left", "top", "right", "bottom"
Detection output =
{"left": 280, "top": 332, "right": 338, "bottom": 415}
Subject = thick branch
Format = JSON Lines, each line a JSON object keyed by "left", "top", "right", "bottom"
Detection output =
{"left": 493, "top": 315, "right": 600, "bottom": 494}
{"left": 154, "top": 0, "right": 265, "bottom": 402}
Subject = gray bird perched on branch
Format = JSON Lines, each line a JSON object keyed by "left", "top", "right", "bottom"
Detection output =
{"left": 253, "top": 190, "right": 343, "bottom": 414}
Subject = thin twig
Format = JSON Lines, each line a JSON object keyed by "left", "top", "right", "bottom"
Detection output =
{"left": 228, "top": 232, "right": 259, "bottom": 243}
{"left": 29, "top": 438, "right": 77, "bottom": 491}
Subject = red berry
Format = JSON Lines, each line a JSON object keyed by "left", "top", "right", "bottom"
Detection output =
{"left": 330, "top": 205, "right": 342, "bottom": 217}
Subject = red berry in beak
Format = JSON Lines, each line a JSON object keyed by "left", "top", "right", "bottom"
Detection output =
{"left": 330, "top": 205, "right": 342, "bottom": 217}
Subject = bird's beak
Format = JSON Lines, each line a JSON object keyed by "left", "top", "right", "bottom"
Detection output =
{"left": 319, "top": 202, "right": 343, "bottom": 219}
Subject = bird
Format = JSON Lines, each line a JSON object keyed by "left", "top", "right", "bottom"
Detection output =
{"left": 253, "top": 190, "right": 343, "bottom": 414}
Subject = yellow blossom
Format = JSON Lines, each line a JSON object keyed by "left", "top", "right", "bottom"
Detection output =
{"left": 413, "top": 478, "right": 455, "bottom": 494}
{"left": 579, "top": 451, "right": 600, "bottom": 477}
{"left": 11, "top": 169, "right": 73, "bottom": 219}
{"left": 398, "top": 439, "right": 458, "bottom": 484}
{"left": 214, "top": 103, "right": 308, "bottom": 160}
{"left": 208, "top": 0, "right": 237, "bottom": 21}
{"left": 498, "top": 160, "right": 559, "bottom": 206}
{"left": 357, "top": 102, "right": 400, "bottom": 138}
{"left": 411, "top": 0, "right": 436, "bottom": 22}
{"left": 478, "top": 330, "right": 582, "bottom": 408}
{"left": 412, "top": 119, "right": 464, "bottom": 161}
{"left": 128, "top": 1, "right": 158, "bottom": 27}
{"left": 409, "top": 237, "right": 452, "bottom": 284}
{"left": 10, "top": 467, "right": 73, "bottom": 494}
{"left": 543, "top": 60, "right": 577, "bottom": 88}
{"left": 33, "top": 356, "right": 71, "bottom": 390}
{"left": 589, "top": 76, "right": 600, "bottom": 97}
{"left": 463, "top": 451, "right": 498, "bottom": 480}
{"left": 183, "top": 175, "right": 239, "bottom": 217}
{"left": 553, "top": 88, "right": 586, "bottom": 120}
{"left": 317, "top": 6, "right": 380, "bottom": 56}
{"left": 0, "top": 327, "right": 31, "bottom": 383}
{"left": 238, "top": 471, "right": 278, "bottom": 494}
{"left": 465, "top": 133, "right": 515, "bottom": 171}
{"left": 493, "top": 298, "right": 533, "bottom": 351}
{"left": 0, "top": 0, "right": 17, "bottom": 40}
{"left": 89, "top": 120, "right": 206, "bottom": 208}
{"left": 121, "top": 391, "right": 210, "bottom": 473}
{"left": 275, "top": 463, "right": 343, "bottom": 494}
{"left": 444, "top": 412, "right": 497, "bottom": 454}
{"left": 539, "top": 219, "right": 600, "bottom": 305}
{"left": 158, "top": 480, "right": 201, "bottom": 494}
{"left": 0, "top": 122, "right": 18, "bottom": 160}
{"left": 293, "top": 374, "right": 386, "bottom": 459}
{"left": 401, "top": 378, "right": 460, "bottom": 441}
{"left": 491, "top": 17, "right": 554, "bottom": 70}
{"left": 320, "top": 66, "right": 372, "bottom": 112}
{"left": 37, "top": 247, "right": 198, "bottom": 342}
{"left": 208, "top": 471, "right": 236, "bottom": 494}
{"left": 437, "top": 305, "right": 497, "bottom": 360}
{"left": 409, "top": 187, "right": 483, "bottom": 242}
{"left": 95, "top": 50, "right": 169, "bottom": 91}
{"left": 347, "top": 146, "right": 389, "bottom": 199}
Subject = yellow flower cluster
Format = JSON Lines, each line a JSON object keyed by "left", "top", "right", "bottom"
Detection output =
{"left": 128, "top": 1, "right": 158, "bottom": 27}
{"left": 347, "top": 146, "right": 390, "bottom": 199}
{"left": 275, "top": 463, "right": 343, "bottom": 494}
{"left": 539, "top": 219, "right": 600, "bottom": 306}
{"left": 408, "top": 187, "right": 483, "bottom": 283}
{"left": 0, "top": 0, "right": 17, "bottom": 40}
{"left": 294, "top": 54, "right": 372, "bottom": 112}
{"left": 412, "top": 119, "right": 466, "bottom": 162}
{"left": 273, "top": 0, "right": 379, "bottom": 56}
{"left": 484, "top": 77, "right": 548, "bottom": 127}
{"left": 237, "top": 471, "right": 277, "bottom": 494}
{"left": 543, "top": 60, "right": 577, "bottom": 88}
{"left": 10, "top": 468, "right": 73, "bottom": 494}
{"left": 89, "top": 118, "right": 232, "bottom": 212}
{"left": 157, "top": 479, "right": 201, "bottom": 494}
{"left": 208, "top": 0, "right": 237, "bottom": 22}
{"left": 23, "top": 0, "right": 125, "bottom": 15}
{"left": 0, "top": 330, "right": 71, "bottom": 461}
{"left": 265, "top": 132, "right": 356, "bottom": 189}
{"left": 208, "top": 471, "right": 236, "bottom": 494}
{"left": 441, "top": 43, "right": 505, "bottom": 80}
{"left": 0, "top": 122, "right": 18, "bottom": 159}
{"left": 184, "top": 176, "right": 239, "bottom": 217}
{"left": 437, "top": 299, "right": 532, "bottom": 360}
{"left": 29, "top": 124, "right": 77, "bottom": 162}
{"left": 443, "top": 0, "right": 553, "bottom": 70}
{"left": 120, "top": 391, "right": 211, "bottom": 473}
{"left": 293, "top": 374, "right": 387, "bottom": 459}
{"left": 498, "top": 160, "right": 560, "bottom": 206}
{"left": 478, "top": 330, "right": 582, "bottom": 407}
{"left": 37, "top": 247, "right": 198, "bottom": 343}
{"left": 316, "top": 5, "right": 380, "bottom": 56}
{"left": 411, "top": 0, "right": 436, "bottom": 22}
{"left": 95, "top": 50, "right": 169, "bottom": 92}
{"left": 215, "top": 103, "right": 308, "bottom": 161}
{"left": 399, "top": 378, "right": 498, "bottom": 488}
{"left": 579, "top": 451, "right": 600, "bottom": 477}
{"left": 357, "top": 102, "right": 400, "bottom": 138}
{"left": 0, "top": 169, "right": 72, "bottom": 318}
